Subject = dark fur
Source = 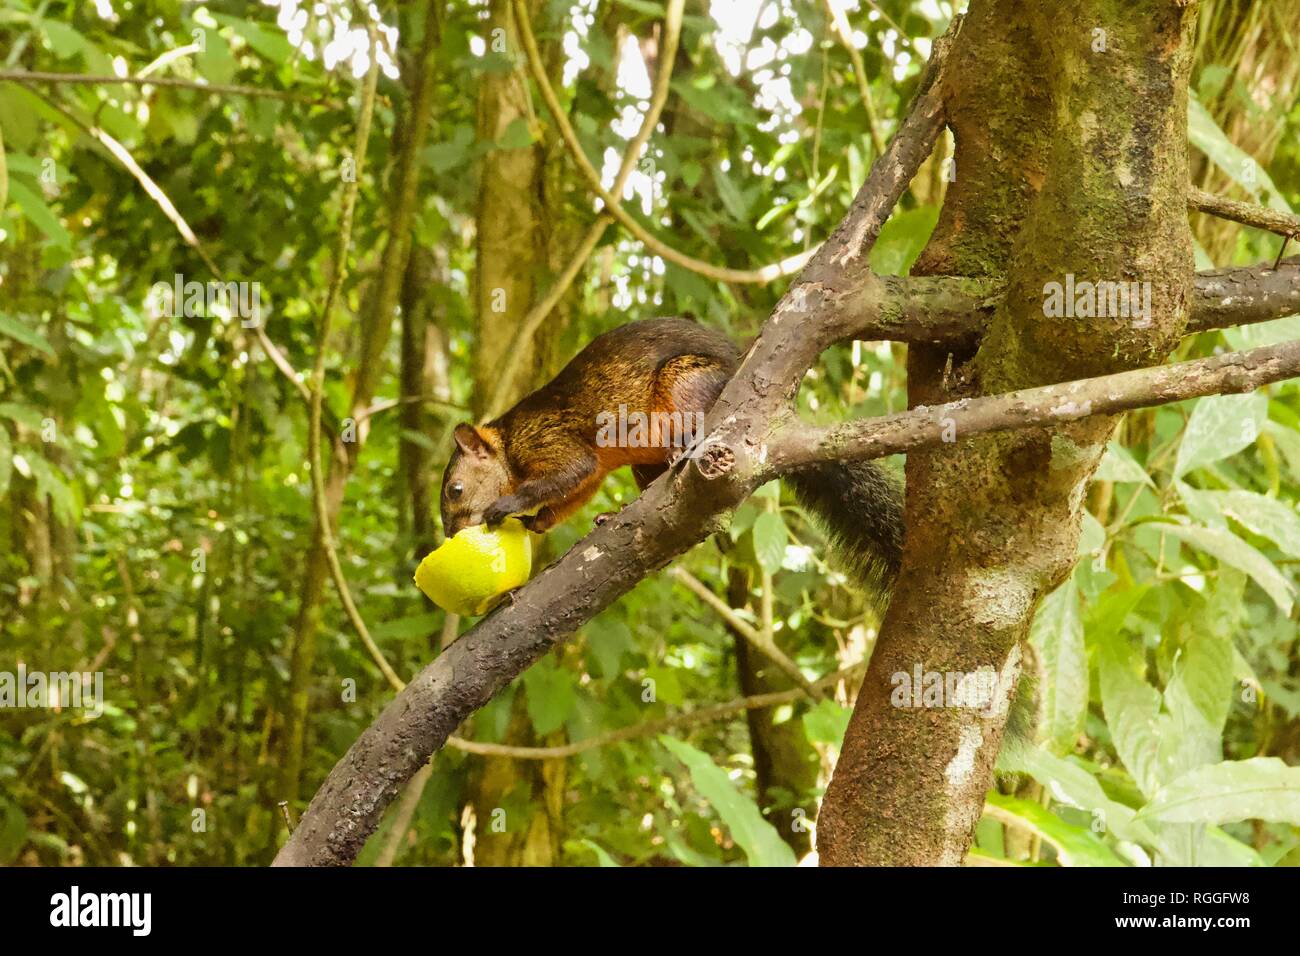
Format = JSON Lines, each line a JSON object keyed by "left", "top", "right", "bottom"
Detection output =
{"left": 441, "top": 317, "right": 904, "bottom": 591}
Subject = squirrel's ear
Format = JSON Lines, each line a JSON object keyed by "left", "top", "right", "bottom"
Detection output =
{"left": 453, "top": 423, "right": 493, "bottom": 458}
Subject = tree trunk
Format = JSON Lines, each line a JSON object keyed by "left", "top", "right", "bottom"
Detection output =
{"left": 817, "top": 0, "right": 1199, "bottom": 866}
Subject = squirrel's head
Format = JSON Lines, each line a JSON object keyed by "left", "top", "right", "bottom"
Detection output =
{"left": 440, "top": 423, "right": 512, "bottom": 538}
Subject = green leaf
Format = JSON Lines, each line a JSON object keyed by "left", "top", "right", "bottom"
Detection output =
{"left": 999, "top": 742, "right": 1157, "bottom": 847}
{"left": 495, "top": 117, "right": 534, "bottom": 151}
{"left": 644, "top": 664, "right": 684, "bottom": 706}
{"left": 0, "top": 427, "right": 11, "bottom": 497}
{"left": 212, "top": 15, "right": 294, "bottom": 64}
{"left": 0, "top": 797, "right": 26, "bottom": 866}
{"left": 41, "top": 20, "right": 89, "bottom": 59}
{"left": 1157, "top": 522, "right": 1294, "bottom": 614}
{"left": 0, "top": 313, "right": 54, "bottom": 356}
{"left": 1098, "top": 630, "right": 1163, "bottom": 797}
{"left": 585, "top": 618, "right": 633, "bottom": 678}
{"left": 521, "top": 657, "right": 577, "bottom": 736}
{"left": 1136, "top": 758, "right": 1300, "bottom": 825}
{"left": 26, "top": 454, "right": 79, "bottom": 525}
{"left": 579, "top": 839, "right": 621, "bottom": 866}
{"left": 8, "top": 180, "right": 70, "bottom": 248}
{"left": 1187, "top": 489, "right": 1300, "bottom": 557}
{"left": 802, "top": 698, "right": 851, "bottom": 746}
{"left": 0, "top": 402, "right": 46, "bottom": 431}
{"left": 984, "top": 792, "right": 1126, "bottom": 867}
{"left": 659, "top": 736, "right": 797, "bottom": 867}
{"left": 751, "top": 510, "right": 787, "bottom": 577}
{"left": 371, "top": 612, "right": 441, "bottom": 642}
{"left": 1030, "top": 579, "right": 1086, "bottom": 750}
{"left": 869, "top": 206, "right": 939, "bottom": 277}
{"left": 195, "top": 30, "right": 238, "bottom": 85}
{"left": 1188, "top": 97, "right": 1292, "bottom": 211}
{"left": 1173, "top": 393, "right": 1267, "bottom": 478}
{"left": 711, "top": 166, "right": 748, "bottom": 222}
{"left": 1094, "top": 441, "right": 1153, "bottom": 486}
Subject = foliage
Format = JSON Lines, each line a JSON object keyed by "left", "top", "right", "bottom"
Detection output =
{"left": 0, "top": 0, "right": 1297, "bottom": 867}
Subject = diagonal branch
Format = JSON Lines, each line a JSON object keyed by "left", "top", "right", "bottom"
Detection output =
{"left": 271, "top": 13, "right": 962, "bottom": 867}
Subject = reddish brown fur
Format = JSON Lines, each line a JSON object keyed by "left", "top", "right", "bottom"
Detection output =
{"left": 440, "top": 318, "right": 738, "bottom": 537}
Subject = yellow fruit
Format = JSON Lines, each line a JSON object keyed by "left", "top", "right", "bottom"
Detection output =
{"left": 413, "top": 518, "right": 532, "bottom": 616}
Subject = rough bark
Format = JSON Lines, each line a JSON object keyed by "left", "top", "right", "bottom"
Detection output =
{"left": 816, "top": 0, "right": 1201, "bottom": 866}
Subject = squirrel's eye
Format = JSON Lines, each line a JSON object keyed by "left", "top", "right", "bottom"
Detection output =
{"left": 448, "top": 481, "right": 464, "bottom": 501}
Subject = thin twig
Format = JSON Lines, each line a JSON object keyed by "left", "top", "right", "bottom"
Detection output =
{"left": 446, "top": 662, "right": 865, "bottom": 759}
{"left": 0, "top": 68, "right": 336, "bottom": 105}
{"left": 510, "top": 0, "right": 814, "bottom": 285}
{"left": 305, "top": 23, "right": 405, "bottom": 694}
{"left": 1189, "top": 185, "right": 1300, "bottom": 239}
{"left": 484, "top": 0, "right": 685, "bottom": 418}
{"left": 670, "top": 566, "right": 816, "bottom": 695}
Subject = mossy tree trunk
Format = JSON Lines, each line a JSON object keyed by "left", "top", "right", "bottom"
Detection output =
{"left": 817, "top": 0, "right": 1200, "bottom": 866}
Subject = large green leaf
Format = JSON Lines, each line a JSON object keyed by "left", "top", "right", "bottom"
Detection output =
{"left": 1173, "top": 393, "right": 1267, "bottom": 478}
{"left": 659, "top": 736, "right": 797, "bottom": 867}
{"left": 1186, "top": 489, "right": 1300, "bottom": 557}
{"left": 1136, "top": 758, "right": 1300, "bottom": 825}
{"left": 1098, "top": 630, "right": 1163, "bottom": 797}
{"left": 1156, "top": 522, "right": 1294, "bottom": 614}
{"left": 1029, "top": 579, "right": 1086, "bottom": 750}
{"left": 999, "top": 742, "right": 1158, "bottom": 848}
{"left": 521, "top": 657, "right": 577, "bottom": 736}
{"left": 751, "top": 510, "right": 787, "bottom": 577}
{"left": 1094, "top": 441, "right": 1154, "bottom": 486}
{"left": 1188, "top": 97, "right": 1293, "bottom": 211}
{"left": 983, "top": 792, "right": 1126, "bottom": 867}
{"left": 0, "top": 313, "right": 54, "bottom": 356}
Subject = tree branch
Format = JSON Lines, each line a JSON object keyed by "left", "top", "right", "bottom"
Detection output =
{"left": 840, "top": 257, "right": 1300, "bottom": 350}
{"left": 772, "top": 338, "right": 1300, "bottom": 471}
{"left": 446, "top": 662, "right": 864, "bottom": 760}
{"left": 0, "top": 68, "right": 337, "bottom": 105}
{"left": 1189, "top": 186, "right": 1300, "bottom": 239}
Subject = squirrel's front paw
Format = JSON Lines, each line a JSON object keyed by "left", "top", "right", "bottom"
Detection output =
{"left": 483, "top": 496, "right": 523, "bottom": 527}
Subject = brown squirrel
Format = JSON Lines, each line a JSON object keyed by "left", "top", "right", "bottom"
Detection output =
{"left": 440, "top": 317, "right": 904, "bottom": 588}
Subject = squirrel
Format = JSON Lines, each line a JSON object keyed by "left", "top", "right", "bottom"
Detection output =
{"left": 440, "top": 317, "right": 904, "bottom": 589}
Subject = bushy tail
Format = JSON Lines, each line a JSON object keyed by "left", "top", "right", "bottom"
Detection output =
{"left": 784, "top": 460, "right": 904, "bottom": 593}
